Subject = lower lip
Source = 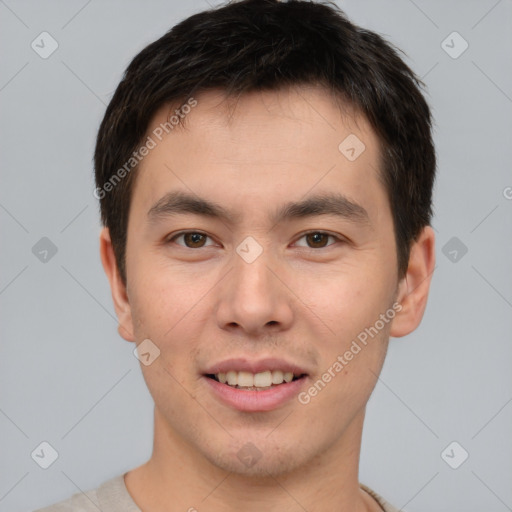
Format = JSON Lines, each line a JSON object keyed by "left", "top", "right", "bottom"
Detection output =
{"left": 202, "top": 375, "right": 308, "bottom": 412}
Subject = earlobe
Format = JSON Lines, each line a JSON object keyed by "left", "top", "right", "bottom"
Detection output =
{"left": 99, "top": 227, "right": 135, "bottom": 342}
{"left": 389, "top": 226, "right": 436, "bottom": 338}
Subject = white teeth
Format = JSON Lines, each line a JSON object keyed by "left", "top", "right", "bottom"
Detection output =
{"left": 254, "top": 371, "right": 272, "bottom": 387}
{"left": 213, "top": 370, "right": 301, "bottom": 388}
{"left": 272, "top": 370, "right": 284, "bottom": 384}
{"left": 226, "top": 371, "right": 237, "bottom": 386}
{"left": 237, "top": 371, "right": 254, "bottom": 387}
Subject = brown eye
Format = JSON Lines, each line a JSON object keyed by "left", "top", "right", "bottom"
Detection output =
{"left": 295, "top": 231, "right": 339, "bottom": 249}
{"left": 305, "top": 233, "right": 330, "bottom": 248}
{"left": 183, "top": 233, "right": 207, "bottom": 248}
{"left": 168, "top": 232, "right": 213, "bottom": 248}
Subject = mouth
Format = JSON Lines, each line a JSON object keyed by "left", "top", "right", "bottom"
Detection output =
{"left": 204, "top": 370, "right": 307, "bottom": 391}
{"left": 201, "top": 359, "right": 310, "bottom": 412}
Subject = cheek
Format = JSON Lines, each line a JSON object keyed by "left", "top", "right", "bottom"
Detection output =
{"left": 128, "top": 265, "right": 198, "bottom": 332}
{"left": 301, "top": 264, "right": 391, "bottom": 342}
{"left": 128, "top": 270, "right": 209, "bottom": 372}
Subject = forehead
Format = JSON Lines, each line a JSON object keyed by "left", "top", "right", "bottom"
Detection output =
{"left": 132, "top": 86, "right": 387, "bottom": 227}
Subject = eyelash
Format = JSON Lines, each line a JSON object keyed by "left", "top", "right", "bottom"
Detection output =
{"left": 166, "top": 230, "right": 344, "bottom": 250}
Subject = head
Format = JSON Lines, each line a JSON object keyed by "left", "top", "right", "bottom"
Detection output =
{"left": 96, "top": 0, "right": 436, "bottom": 477}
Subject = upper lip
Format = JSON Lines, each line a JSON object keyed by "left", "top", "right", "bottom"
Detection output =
{"left": 203, "top": 357, "right": 310, "bottom": 376}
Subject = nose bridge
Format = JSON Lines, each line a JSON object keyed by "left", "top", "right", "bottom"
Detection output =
{"left": 215, "top": 240, "right": 293, "bottom": 334}
{"left": 234, "top": 247, "right": 272, "bottom": 297}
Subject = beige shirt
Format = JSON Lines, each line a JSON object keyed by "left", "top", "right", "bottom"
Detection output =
{"left": 34, "top": 474, "right": 400, "bottom": 512}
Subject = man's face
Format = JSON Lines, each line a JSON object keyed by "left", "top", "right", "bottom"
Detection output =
{"left": 121, "top": 86, "right": 401, "bottom": 476}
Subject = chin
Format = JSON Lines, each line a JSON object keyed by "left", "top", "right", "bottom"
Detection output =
{"left": 201, "top": 436, "right": 311, "bottom": 478}
{"left": 210, "top": 453, "right": 302, "bottom": 478}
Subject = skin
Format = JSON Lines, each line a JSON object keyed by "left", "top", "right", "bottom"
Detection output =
{"left": 100, "top": 85, "right": 435, "bottom": 512}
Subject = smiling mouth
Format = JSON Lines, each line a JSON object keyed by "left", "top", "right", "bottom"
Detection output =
{"left": 205, "top": 370, "right": 307, "bottom": 391}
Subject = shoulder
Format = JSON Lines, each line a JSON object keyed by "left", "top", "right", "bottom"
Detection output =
{"left": 360, "top": 483, "right": 401, "bottom": 512}
{"left": 33, "top": 474, "right": 139, "bottom": 512}
{"left": 32, "top": 487, "right": 99, "bottom": 512}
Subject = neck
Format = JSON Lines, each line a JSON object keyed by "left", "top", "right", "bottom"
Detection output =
{"left": 125, "top": 406, "right": 379, "bottom": 512}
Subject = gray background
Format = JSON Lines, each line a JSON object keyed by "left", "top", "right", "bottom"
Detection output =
{"left": 1, "top": 0, "right": 511, "bottom": 511}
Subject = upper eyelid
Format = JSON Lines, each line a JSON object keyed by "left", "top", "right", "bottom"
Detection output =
{"left": 167, "top": 230, "right": 217, "bottom": 245}
{"left": 297, "top": 230, "right": 343, "bottom": 241}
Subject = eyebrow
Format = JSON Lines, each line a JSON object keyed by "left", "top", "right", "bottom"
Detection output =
{"left": 147, "top": 190, "right": 371, "bottom": 227}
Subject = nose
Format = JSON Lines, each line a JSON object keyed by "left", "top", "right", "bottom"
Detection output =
{"left": 215, "top": 246, "right": 294, "bottom": 337}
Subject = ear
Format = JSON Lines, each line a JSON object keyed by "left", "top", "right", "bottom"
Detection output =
{"left": 99, "top": 227, "right": 135, "bottom": 342}
{"left": 390, "top": 225, "right": 436, "bottom": 338}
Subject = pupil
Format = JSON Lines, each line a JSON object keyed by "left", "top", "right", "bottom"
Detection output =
{"left": 186, "top": 233, "right": 205, "bottom": 247}
{"left": 308, "top": 233, "right": 327, "bottom": 248}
